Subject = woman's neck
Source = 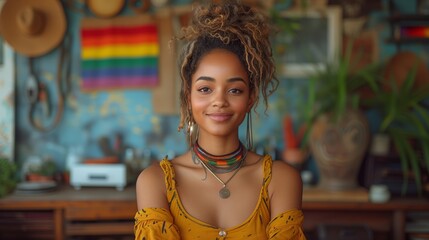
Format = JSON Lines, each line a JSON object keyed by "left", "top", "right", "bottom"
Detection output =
{"left": 196, "top": 135, "right": 240, "bottom": 155}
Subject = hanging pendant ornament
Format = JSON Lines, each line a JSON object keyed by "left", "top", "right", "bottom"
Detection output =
{"left": 219, "top": 186, "right": 230, "bottom": 199}
{"left": 192, "top": 146, "right": 246, "bottom": 199}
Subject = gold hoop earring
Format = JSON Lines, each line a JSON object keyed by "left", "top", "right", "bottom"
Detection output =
{"left": 246, "top": 112, "right": 253, "bottom": 150}
{"left": 187, "top": 120, "right": 194, "bottom": 146}
{"left": 187, "top": 119, "right": 198, "bottom": 147}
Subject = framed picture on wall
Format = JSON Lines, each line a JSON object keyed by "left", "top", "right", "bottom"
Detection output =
{"left": 277, "top": 6, "right": 342, "bottom": 78}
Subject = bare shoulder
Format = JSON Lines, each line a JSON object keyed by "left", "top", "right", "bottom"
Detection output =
{"left": 269, "top": 159, "right": 303, "bottom": 217}
{"left": 135, "top": 160, "right": 168, "bottom": 210}
{"left": 271, "top": 160, "right": 302, "bottom": 186}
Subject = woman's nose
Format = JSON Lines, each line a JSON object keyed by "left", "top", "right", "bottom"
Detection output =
{"left": 212, "top": 90, "right": 228, "bottom": 108}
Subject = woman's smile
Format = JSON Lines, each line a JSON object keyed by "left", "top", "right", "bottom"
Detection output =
{"left": 206, "top": 112, "right": 233, "bottom": 122}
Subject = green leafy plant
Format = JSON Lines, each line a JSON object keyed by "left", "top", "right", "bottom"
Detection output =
{"left": 0, "top": 157, "right": 17, "bottom": 197}
{"left": 364, "top": 67, "right": 429, "bottom": 196}
{"left": 301, "top": 49, "right": 382, "bottom": 146}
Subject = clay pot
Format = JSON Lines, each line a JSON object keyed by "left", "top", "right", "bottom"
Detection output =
{"left": 26, "top": 173, "right": 54, "bottom": 182}
{"left": 383, "top": 51, "right": 429, "bottom": 91}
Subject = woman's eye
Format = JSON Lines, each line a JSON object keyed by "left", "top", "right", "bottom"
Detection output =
{"left": 229, "top": 88, "right": 243, "bottom": 94}
{"left": 197, "top": 87, "right": 211, "bottom": 93}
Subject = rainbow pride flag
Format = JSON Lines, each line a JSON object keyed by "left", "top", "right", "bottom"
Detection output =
{"left": 81, "top": 21, "right": 159, "bottom": 91}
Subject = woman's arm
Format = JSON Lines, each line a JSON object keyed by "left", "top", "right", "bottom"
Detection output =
{"left": 136, "top": 162, "right": 169, "bottom": 210}
{"left": 269, "top": 160, "right": 303, "bottom": 216}
{"left": 134, "top": 162, "right": 180, "bottom": 240}
{"left": 266, "top": 160, "right": 306, "bottom": 240}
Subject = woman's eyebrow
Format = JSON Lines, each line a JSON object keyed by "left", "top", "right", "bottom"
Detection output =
{"left": 227, "top": 77, "right": 245, "bottom": 83}
{"left": 196, "top": 76, "right": 246, "bottom": 83}
{"left": 196, "top": 76, "right": 214, "bottom": 82}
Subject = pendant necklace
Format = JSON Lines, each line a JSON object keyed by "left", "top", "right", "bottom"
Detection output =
{"left": 191, "top": 148, "right": 246, "bottom": 199}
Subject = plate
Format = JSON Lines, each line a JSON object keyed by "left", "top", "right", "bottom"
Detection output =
{"left": 16, "top": 181, "right": 58, "bottom": 193}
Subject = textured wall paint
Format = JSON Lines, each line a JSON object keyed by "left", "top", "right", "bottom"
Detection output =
{"left": 9, "top": 0, "right": 428, "bottom": 181}
{"left": 0, "top": 42, "right": 14, "bottom": 161}
{"left": 11, "top": 2, "right": 293, "bottom": 174}
{"left": 0, "top": 0, "right": 15, "bottom": 161}
{"left": 13, "top": 4, "right": 188, "bottom": 173}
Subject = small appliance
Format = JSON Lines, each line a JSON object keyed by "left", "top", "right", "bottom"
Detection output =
{"left": 70, "top": 164, "right": 127, "bottom": 191}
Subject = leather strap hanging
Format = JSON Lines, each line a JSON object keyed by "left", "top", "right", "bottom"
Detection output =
{"left": 27, "top": 36, "right": 70, "bottom": 132}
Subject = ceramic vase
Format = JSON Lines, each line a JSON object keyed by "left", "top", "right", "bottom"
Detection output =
{"left": 309, "top": 109, "right": 370, "bottom": 190}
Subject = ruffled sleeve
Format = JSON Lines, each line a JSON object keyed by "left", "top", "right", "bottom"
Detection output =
{"left": 266, "top": 209, "right": 306, "bottom": 240}
{"left": 134, "top": 207, "right": 180, "bottom": 240}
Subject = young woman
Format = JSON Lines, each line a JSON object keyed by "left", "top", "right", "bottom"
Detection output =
{"left": 134, "top": 1, "right": 306, "bottom": 239}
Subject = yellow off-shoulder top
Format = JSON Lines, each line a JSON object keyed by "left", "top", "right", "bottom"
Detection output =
{"left": 134, "top": 155, "right": 306, "bottom": 239}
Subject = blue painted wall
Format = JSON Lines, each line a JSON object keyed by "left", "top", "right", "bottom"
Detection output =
{"left": 12, "top": 0, "right": 428, "bottom": 180}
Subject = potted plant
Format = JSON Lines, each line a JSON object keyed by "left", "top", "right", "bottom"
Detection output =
{"left": 302, "top": 48, "right": 382, "bottom": 190}
{"left": 0, "top": 157, "right": 17, "bottom": 197}
{"left": 26, "top": 158, "right": 57, "bottom": 182}
{"left": 363, "top": 62, "right": 429, "bottom": 196}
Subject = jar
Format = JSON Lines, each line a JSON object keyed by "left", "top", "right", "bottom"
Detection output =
{"left": 369, "top": 184, "right": 391, "bottom": 203}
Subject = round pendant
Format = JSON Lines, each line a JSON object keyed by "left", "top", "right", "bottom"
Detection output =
{"left": 219, "top": 187, "right": 230, "bottom": 199}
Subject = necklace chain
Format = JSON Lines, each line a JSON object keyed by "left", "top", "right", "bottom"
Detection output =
{"left": 191, "top": 149, "right": 246, "bottom": 199}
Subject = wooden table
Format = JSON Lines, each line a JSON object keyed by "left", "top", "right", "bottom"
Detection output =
{"left": 0, "top": 185, "right": 428, "bottom": 240}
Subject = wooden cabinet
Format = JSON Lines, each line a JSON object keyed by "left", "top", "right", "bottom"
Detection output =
{"left": 0, "top": 186, "right": 136, "bottom": 240}
{"left": 0, "top": 210, "right": 59, "bottom": 240}
{"left": 64, "top": 201, "right": 136, "bottom": 238}
{"left": 0, "top": 186, "right": 428, "bottom": 240}
{"left": 303, "top": 199, "right": 429, "bottom": 240}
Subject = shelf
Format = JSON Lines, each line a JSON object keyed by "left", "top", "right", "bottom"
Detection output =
{"left": 386, "top": 0, "right": 429, "bottom": 49}
{"left": 387, "top": 18, "right": 429, "bottom": 47}
{"left": 388, "top": 14, "right": 429, "bottom": 22}
{"left": 386, "top": 38, "right": 429, "bottom": 44}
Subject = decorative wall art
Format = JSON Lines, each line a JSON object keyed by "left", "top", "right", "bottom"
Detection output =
{"left": 277, "top": 7, "right": 342, "bottom": 78}
{"left": 80, "top": 15, "right": 160, "bottom": 91}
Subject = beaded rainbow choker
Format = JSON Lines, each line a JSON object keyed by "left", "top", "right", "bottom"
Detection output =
{"left": 192, "top": 140, "right": 246, "bottom": 173}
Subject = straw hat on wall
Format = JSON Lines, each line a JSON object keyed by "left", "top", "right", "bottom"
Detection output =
{"left": 0, "top": 0, "right": 66, "bottom": 57}
{"left": 86, "top": 0, "right": 125, "bottom": 18}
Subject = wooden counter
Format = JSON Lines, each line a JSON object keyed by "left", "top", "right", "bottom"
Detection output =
{"left": 303, "top": 198, "right": 429, "bottom": 240}
{"left": 0, "top": 186, "right": 428, "bottom": 240}
{"left": 0, "top": 186, "right": 137, "bottom": 240}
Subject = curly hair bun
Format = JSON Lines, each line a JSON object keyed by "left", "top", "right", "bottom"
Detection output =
{"left": 183, "top": 1, "right": 271, "bottom": 43}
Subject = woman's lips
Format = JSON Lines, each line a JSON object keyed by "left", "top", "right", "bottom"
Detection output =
{"left": 207, "top": 113, "right": 232, "bottom": 122}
